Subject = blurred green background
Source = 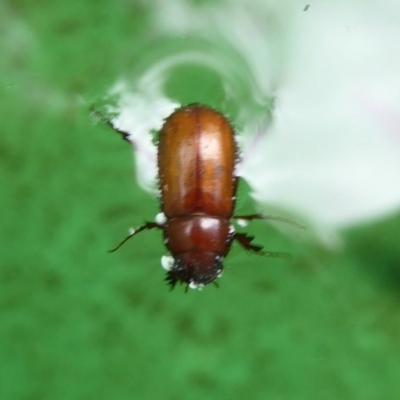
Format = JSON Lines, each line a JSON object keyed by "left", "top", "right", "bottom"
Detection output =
{"left": 2, "top": 1, "right": 400, "bottom": 399}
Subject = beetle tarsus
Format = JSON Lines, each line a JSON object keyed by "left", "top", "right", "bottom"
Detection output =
{"left": 259, "top": 250, "right": 293, "bottom": 261}
{"left": 108, "top": 222, "right": 161, "bottom": 253}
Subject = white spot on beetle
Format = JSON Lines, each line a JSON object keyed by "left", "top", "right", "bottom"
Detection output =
{"left": 189, "top": 281, "right": 204, "bottom": 290}
{"left": 161, "top": 255, "right": 174, "bottom": 271}
{"left": 236, "top": 219, "right": 248, "bottom": 227}
{"left": 155, "top": 212, "right": 167, "bottom": 225}
{"left": 199, "top": 217, "right": 219, "bottom": 230}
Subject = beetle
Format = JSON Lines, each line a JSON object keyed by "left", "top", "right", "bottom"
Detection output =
{"left": 94, "top": 103, "right": 297, "bottom": 290}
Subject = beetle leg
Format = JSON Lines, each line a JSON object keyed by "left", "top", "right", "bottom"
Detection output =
{"left": 233, "top": 232, "right": 292, "bottom": 260}
{"left": 233, "top": 232, "right": 263, "bottom": 252}
{"left": 91, "top": 107, "right": 131, "bottom": 143}
{"left": 109, "top": 222, "right": 161, "bottom": 253}
{"left": 233, "top": 213, "right": 305, "bottom": 229}
{"left": 212, "top": 280, "right": 220, "bottom": 289}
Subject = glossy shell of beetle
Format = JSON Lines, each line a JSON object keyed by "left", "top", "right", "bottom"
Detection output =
{"left": 158, "top": 104, "right": 237, "bottom": 287}
{"left": 102, "top": 101, "right": 284, "bottom": 290}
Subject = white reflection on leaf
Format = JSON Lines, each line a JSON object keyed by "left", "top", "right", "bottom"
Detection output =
{"left": 107, "top": 0, "right": 400, "bottom": 242}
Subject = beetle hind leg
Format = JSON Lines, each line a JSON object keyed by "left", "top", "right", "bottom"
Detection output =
{"left": 233, "top": 232, "right": 292, "bottom": 261}
{"left": 233, "top": 232, "right": 263, "bottom": 252}
{"left": 233, "top": 213, "right": 305, "bottom": 229}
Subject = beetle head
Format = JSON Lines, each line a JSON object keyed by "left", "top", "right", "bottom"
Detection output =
{"left": 165, "top": 252, "right": 222, "bottom": 290}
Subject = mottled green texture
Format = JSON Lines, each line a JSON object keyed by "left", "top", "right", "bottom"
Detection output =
{"left": 2, "top": 1, "right": 400, "bottom": 399}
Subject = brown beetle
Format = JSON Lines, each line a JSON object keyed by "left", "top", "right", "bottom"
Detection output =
{"left": 95, "top": 103, "right": 296, "bottom": 290}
